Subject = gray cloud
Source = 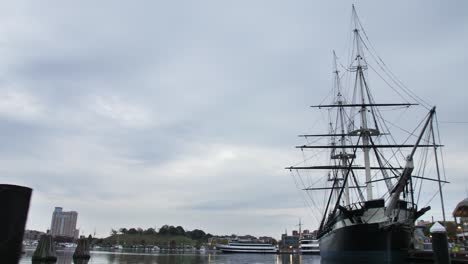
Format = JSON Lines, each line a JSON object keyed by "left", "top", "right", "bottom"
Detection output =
{"left": 0, "top": 1, "right": 466, "bottom": 238}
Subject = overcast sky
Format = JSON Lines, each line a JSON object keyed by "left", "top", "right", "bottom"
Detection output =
{"left": 1, "top": 1, "right": 467, "bottom": 239}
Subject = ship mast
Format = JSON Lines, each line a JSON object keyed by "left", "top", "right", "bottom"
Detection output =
{"left": 351, "top": 6, "right": 373, "bottom": 200}
{"left": 332, "top": 51, "right": 351, "bottom": 205}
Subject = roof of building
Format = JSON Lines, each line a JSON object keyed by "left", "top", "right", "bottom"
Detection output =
{"left": 453, "top": 197, "right": 468, "bottom": 217}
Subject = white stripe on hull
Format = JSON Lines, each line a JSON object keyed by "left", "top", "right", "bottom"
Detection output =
{"left": 220, "top": 248, "right": 277, "bottom": 253}
{"left": 217, "top": 244, "right": 277, "bottom": 253}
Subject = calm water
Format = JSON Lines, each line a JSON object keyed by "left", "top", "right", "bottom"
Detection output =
{"left": 20, "top": 249, "right": 321, "bottom": 264}
{"left": 20, "top": 249, "right": 433, "bottom": 264}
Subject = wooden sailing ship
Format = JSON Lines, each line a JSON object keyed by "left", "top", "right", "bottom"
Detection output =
{"left": 287, "top": 6, "right": 448, "bottom": 262}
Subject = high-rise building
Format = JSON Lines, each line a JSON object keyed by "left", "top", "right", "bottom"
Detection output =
{"left": 50, "top": 207, "right": 79, "bottom": 238}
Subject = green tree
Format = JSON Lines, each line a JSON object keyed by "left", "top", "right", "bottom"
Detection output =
{"left": 176, "top": 226, "right": 185, "bottom": 236}
{"left": 144, "top": 228, "right": 156, "bottom": 235}
{"left": 137, "top": 228, "right": 144, "bottom": 235}
{"left": 168, "top": 226, "right": 178, "bottom": 235}
{"left": 159, "top": 225, "right": 170, "bottom": 235}
{"left": 423, "top": 221, "right": 457, "bottom": 241}
{"left": 443, "top": 221, "right": 457, "bottom": 241}
{"left": 187, "top": 229, "right": 206, "bottom": 240}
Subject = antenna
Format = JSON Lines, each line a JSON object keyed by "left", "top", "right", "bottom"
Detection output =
{"left": 296, "top": 218, "right": 303, "bottom": 239}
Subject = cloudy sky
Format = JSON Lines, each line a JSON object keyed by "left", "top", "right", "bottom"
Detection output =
{"left": 1, "top": 1, "right": 467, "bottom": 239}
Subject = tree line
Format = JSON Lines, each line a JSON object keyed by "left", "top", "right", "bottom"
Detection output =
{"left": 110, "top": 225, "right": 213, "bottom": 241}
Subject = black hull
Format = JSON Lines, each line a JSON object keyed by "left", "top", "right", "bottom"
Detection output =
{"left": 319, "top": 223, "right": 411, "bottom": 263}
{"left": 300, "top": 252, "right": 320, "bottom": 255}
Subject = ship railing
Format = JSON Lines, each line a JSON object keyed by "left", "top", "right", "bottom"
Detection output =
{"left": 345, "top": 199, "right": 417, "bottom": 211}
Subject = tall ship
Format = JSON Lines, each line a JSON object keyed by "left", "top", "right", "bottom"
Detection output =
{"left": 286, "top": 6, "right": 447, "bottom": 262}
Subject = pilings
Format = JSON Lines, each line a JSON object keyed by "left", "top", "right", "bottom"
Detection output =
{"left": 430, "top": 222, "right": 450, "bottom": 264}
{"left": 73, "top": 237, "right": 91, "bottom": 259}
{"left": 32, "top": 235, "right": 57, "bottom": 262}
{"left": 0, "top": 184, "right": 32, "bottom": 264}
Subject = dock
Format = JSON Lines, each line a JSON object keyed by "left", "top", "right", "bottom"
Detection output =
{"left": 407, "top": 250, "right": 468, "bottom": 263}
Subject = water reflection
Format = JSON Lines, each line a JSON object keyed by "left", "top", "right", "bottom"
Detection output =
{"left": 319, "top": 256, "right": 429, "bottom": 264}
{"left": 105, "top": 252, "right": 208, "bottom": 264}
{"left": 73, "top": 259, "right": 89, "bottom": 264}
{"left": 27, "top": 250, "right": 89, "bottom": 264}
{"left": 21, "top": 250, "right": 321, "bottom": 264}
{"left": 276, "top": 254, "right": 303, "bottom": 264}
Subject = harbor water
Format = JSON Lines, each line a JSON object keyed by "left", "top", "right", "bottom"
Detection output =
{"left": 20, "top": 249, "right": 321, "bottom": 264}
{"left": 20, "top": 249, "right": 435, "bottom": 264}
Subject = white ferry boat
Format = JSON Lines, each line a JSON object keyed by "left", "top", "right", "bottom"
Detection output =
{"left": 299, "top": 239, "right": 320, "bottom": 255}
{"left": 217, "top": 241, "right": 277, "bottom": 254}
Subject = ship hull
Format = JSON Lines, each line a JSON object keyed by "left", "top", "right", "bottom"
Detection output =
{"left": 319, "top": 222, "right": 411, "bottom": 263}
{"left": 300, "top": 250, "right": 320, "bottom": 255}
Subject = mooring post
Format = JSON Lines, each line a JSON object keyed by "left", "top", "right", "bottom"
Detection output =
{"left": 430, "top": 222, "right": 450, "bottom": 264}
{"left": 32, "top": 234, "right": 57, "bottom": 262}
{"left": 73, "top": 237, "right": 91, "bottom": 260}
{"left": 0, "top": 184, "right": 32, "bottom": 264}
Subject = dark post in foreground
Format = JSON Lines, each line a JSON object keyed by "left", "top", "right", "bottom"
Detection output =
{"left": 0, "top": 184, "right": 32, "bottom": 264}
{"left": 32, "top": 234, "right": 57, "bottom": 261}
{"left": 430, "top": 222, "right": 450, "bottom": 264}
{"left": 73, "top": 237, "right": 91, "bottom": 259}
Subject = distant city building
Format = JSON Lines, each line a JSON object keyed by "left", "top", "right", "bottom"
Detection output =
{"left": 258, "top": 236, "right": 276, "bottom": 244}
{"left": 23, "top": 230, "right": 45, "bottom": 241}
{"left": 416, "top": 220, "right": 432, "bottom": 227}
{"left": 237, "top": 235, "right": 257, "bottom": 242}
{"left": 302, "top": 230, "right": 318, "bottom": 240}
{"left": 50, "top": 207, "right": 79, "bottom": 239}
{"left": 281, "top": 231, "right": 299, "bottom": 249}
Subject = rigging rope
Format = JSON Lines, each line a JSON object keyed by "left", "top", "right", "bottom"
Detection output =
{"left": 352, "top": 10, "right": 432, "bottom": 109}
{"left": 290, "top": 170, "right": 321, "bottom": 223}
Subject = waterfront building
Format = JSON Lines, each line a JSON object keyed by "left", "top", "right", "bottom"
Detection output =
{"left": 416, "top": 220, "right": 432, "bottom": 227}
{"left": 280, "top": 231, "right": 299, "bottom": 249}
{"left": 208, "top": 235, "right": 241, "bottom": 246}
{"left": 237, "top": 235, "right": 257, "bottom": 242}
{"left": 258, "top": 236, "right": 276, "bottom": 244}
{"left": 49, "top": 207, "right": 79, "bottom": 239}
{"left": 453, "top": 197, "right": 468, "bottom": 242}
{"left": 23, "top": 230, "right": 45, "bottom": 241}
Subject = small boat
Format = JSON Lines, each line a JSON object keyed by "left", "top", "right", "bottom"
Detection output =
{"left": 299, "top": 239, "right": 319, "bottom": 255}
{"left": 217, "top": 241, "right": 277, "bottom": 253}
{"left": 152, "top": 246, "right": 160, "bottom": 251}
{"left": 113, "top": 245, "right": 123, "bottom": 250}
